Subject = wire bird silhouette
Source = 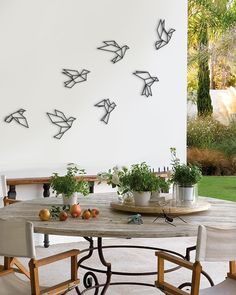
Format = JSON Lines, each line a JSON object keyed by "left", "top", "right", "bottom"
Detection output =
{"left": 5, "top": 109, "right": 29, "bottom": 128}
{"left": 155, "top": 19, "right": 175, "bottom": 50}
{"left": 95, "top": 99, "right": 116, "bottom": 124}
{"left": 47, "top": 110, "right": 76, "bottom": 139}
{"left": 97, "top": 40, "right": 129, "bottom": 63}
{"left": 62, "top": 69, "right": 90, "bottom": 88}
{"left": 133, "top": 71, "right": 159, "bottom": 97}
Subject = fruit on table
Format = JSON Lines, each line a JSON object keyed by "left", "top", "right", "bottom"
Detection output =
{"left": 59, "top": 211, "right": 68, "bottom": 221}
{"left": 39, "top": 208, "right": 51, "bottom": 221}
{"left": 91, "top": 208, "right": 99, "bottom": 218}
{"left": 70, "top": 204, "right": 82, "bottom": 218}
{"left": 82, "top": 209, "right": 91, "bottom": 219}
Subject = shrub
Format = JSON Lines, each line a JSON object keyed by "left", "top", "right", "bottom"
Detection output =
{"left": 187, "top": 116, "right": 227, "bottom": 149}
{"left": 187, "top": 148, "right": 233, "bottom": 176}
{"left": 212, "top": 121, "right": 236, "bottom": 157}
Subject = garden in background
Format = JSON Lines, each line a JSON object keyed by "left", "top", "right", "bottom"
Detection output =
{"left": 187, "top": 1, "right": 236, "bottom": 201}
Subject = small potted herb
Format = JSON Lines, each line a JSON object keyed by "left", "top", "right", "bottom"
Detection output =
{"left": 170, "top": 148, "right": 202, "bottom": 204}
{"left": 51, "top": 163, "right": 90, "bottom": 205}
{"left": 121, "top": 162, "right": 160, "bottom": 206}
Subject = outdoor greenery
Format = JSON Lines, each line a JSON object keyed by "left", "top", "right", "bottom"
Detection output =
{"left": 51, "top": 163, "right": 90, "bottom": 198}
{"left": 199, "top": 176, "right": 236, "bottom": 202}
{"left": 188, "top": 0, "right": 236, "bottom": 114}
{"left": 187, "top": 116, "right": 236, "bottom": 175}
{"left": 197, "top": 22, "right": 213, "bottom": 116}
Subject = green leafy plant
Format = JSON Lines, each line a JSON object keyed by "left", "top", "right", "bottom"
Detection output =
{"left": 50, "top": 163, "right": 90, "bottom": 198}
{"left": 170, "top": 148, "right": 202, "bottom": 186}
{"left": 121, "top": 162, "right": 161, "bottom": 192}
{"left": 98, "top": 163, "right": 166, "bottom": 194}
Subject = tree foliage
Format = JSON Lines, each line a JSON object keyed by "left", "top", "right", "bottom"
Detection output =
{"left": 188, "top": 0, "right": 236, "bottom": 113}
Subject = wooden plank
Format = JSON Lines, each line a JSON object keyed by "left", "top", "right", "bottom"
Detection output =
{"left": 35, "top": 250, "right": 79, "bottom": 267}
{"left": 7, "top": 175, "right": 98, "bottom": 186}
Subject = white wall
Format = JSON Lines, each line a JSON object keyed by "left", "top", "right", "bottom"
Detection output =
{"left": 0, "top": 0, "right": 187, "bottom": 178}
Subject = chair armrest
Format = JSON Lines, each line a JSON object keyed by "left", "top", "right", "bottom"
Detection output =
{"left": 156, "top": 251, "right": 202, "bottom": 295}
{"left": 33, "top": 249, "right": 80, "bottom": 267}
{"left": 156, "top": 251, "right": 194, "bottom": 270}
{"left": 29, "top": 249, "right": 80, "bottom": 295}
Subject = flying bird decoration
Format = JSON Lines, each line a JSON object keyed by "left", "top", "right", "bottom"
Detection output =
{"left": 97, "top": 40, "right": 129, "bottom": 63}
{"left": 62, "top": 69, "right": 90, "bottom": 88}
{"left": 155, "top": 19, "right": 175, "bottom": 50}
{"left": 47, "top": 109, "right": 76, "bottom": 139}
{"left": 95, "top": 99, "right": 117, "bottom": 124}
{"left": 5, "top": 109, "right": 29, "bottom": 128}
{"left": 133, "top": 71, "right": 159, "bottom": 97}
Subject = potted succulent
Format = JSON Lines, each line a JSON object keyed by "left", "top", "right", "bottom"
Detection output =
{"left": 120, "top": 162, "right": 161, "bottom": 206}
{"left": 170, "top": 148, "right": 202, "bottom": 204}
{"left": 50, "top": 163, "right": 90, "bottom": 205}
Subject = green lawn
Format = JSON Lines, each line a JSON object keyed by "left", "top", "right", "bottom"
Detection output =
{"left": 198, "top": 176, "right": 236, "bottom": 202}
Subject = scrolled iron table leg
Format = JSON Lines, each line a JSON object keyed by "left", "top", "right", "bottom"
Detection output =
{"left": 76, "top": 237, "right": 111, "bottom": 295}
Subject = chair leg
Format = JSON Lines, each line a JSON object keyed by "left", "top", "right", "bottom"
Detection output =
{"left": 44, "top": 234, "right": 50, "bottom": 248}
{"left": 29, "top": 259, "right": 40, "bottom": 295}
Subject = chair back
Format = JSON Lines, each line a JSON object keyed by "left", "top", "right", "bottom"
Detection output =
{"left": 0, "top": 175, "right": 7, "bottom": 197}
{"left": 196, "top": 225, "right": 236, "bottom": 262}
{"left": 0, "top": 219, "right": 36, "bottom": 258}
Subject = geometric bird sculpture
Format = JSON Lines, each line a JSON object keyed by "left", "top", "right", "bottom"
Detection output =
{"left": 4, "top": 109, "right": 29, "bottom": 128}
{"left": 155, "top": 19, "right": 175, "bottom": 50}
{"left": 62, "top": 69, "right": 90, "bottom": 88}
{"left": 94, "top": 99, "right": 117, "bottom": 124}
{"left": 97, "top": 40, "right": 129, "bottom": 63}
{"left": 133, "top": 71, "right": 159, "bottom": 97}
{"left": 46, "top": 110, "right": 76, "bottom": 139}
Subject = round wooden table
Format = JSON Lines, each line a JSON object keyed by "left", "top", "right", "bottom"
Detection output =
{"left": 1, "top": 193, "right": 236, "bottom": 294}
{"left": 1, "top": 193, "right": 236, "bottom": 238}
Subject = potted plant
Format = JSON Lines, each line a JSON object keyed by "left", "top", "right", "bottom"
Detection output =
{"left": 150, "top": 177, "right": 171, "bottom": 202}
{"left": 97, "top": 166, "right": 131, "bottom": 202}
{"left": 170, "top": 148, "right": 202, "bottom": 204}
{"left": 51, "top": 163, "right": 90, "bottom": 205}
{"left": 121, "top": 162, "right": 161, "bottom": 206}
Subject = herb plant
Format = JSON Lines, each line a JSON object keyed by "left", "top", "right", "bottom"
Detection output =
{"left": 170, "top": 148, "right": 202, "bottom": 186}
{"left": 121, "top": 162, "right": 161, "bottom": 192}
{"left": 51, "top": 163, "right": 90, "bottom": 198}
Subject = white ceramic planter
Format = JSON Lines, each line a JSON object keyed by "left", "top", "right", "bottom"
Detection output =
{"left": 150, "top": 191, "right": 161, "bottom": 203}
{"left": 133, "top": 191, "right": 151, "bottom": 207}
{"left": 62, "top": 193, "right": 78, "bottom": 206}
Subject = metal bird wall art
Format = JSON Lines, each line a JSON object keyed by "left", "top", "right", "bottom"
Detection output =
{"left": 133, "top": 71, "right": 159, "bottom": 97}
{"left": 97, "top": 40, "right": 129, "bottom": 63}
{"left": 5, "top": 109, "right": 29, "bottom": 128}
{"left": 62, "top": 69, "right": 90, "bottom": 88}
{"left": 95, "top": 99, "right": 117, "bottom": 124}
{"left": 47, "top": 109, "right": 76, "bottom": 139}
{"left": 155, "top": 19, "right": 175, "bottom": 50}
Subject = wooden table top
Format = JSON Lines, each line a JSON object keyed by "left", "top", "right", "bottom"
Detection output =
{"left": 0, "top": 193, "right": 236, "bottom": 239}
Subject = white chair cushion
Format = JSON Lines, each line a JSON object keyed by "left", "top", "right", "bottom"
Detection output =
{"left": 200, "top": 278, "right": 236, "bottom": 295}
